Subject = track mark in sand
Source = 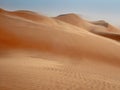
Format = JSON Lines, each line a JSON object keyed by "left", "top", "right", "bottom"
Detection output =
{"left": 37, "top": 61, "right": 120, "bottom": 90}
{"left": 0, "top": 58, "right": 120, "bottom": 90}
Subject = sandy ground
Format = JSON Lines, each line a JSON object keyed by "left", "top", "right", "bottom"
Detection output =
{"left": 0, "top": 51, "right": 120, "bottom": 90}
{"left": 0, "top": 8, "right": 120, "bottom": 90}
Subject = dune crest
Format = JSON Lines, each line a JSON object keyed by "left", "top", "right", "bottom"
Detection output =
{"left": 91, "top": 20, "right": 120, "bottom": 33}
{"left": 0, "top": 8, "right": 5, "bottom": 13}
{"left": 56, "top": 13, "right": 120, "bottom": 41}
{"left": 55, "top": 13, "right": 107, "bottom": 31}
{"left": 0, "top": 9, "right": 58, "bottom": 26}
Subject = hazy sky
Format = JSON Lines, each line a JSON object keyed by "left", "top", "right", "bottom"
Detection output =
{"left": 0, "top": 0, "right": 120, "bottom": 26}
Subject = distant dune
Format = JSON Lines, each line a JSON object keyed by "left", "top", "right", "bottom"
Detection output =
{"left": 55, "top": 13, "right": 107, "bottom": 31}
{"left": 55, "top": 13, "right": 120, "bottom": 41}
{"left": 91, "top": 20, "right": 120, "bottom": 33}
{"left": 0, "top": 8, "right": 120, "bottom": 90}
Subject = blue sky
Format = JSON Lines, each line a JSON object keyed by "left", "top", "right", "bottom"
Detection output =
{"left": 0, "top": 0, "right": 120, "bottom": 26}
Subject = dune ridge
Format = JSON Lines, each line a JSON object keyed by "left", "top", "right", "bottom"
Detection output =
{"left": 55, "top": 13, "right": 120, "bottom": 41}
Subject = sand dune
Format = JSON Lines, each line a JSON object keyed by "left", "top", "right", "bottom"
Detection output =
{"left": 56, "top": 13, "right": 120, "bottom": 41}
{"left": 0, "top": 9, "right": 120, "bottom": 90}
{"left": 0, "top": 9, "right": 58, "bottom": 26}
{"left": 55, "top": 13, "right": 108, "bottom": 32}
{"left": 91, "top": 30, "right": 120, "bottom": 41}
{"left": 91, "top": 20, "right": 120, "bottom": 33}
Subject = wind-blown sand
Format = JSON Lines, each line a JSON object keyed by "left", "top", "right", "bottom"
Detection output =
{"left": 0, "top": 9, "right": 120, "bottom": 90}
